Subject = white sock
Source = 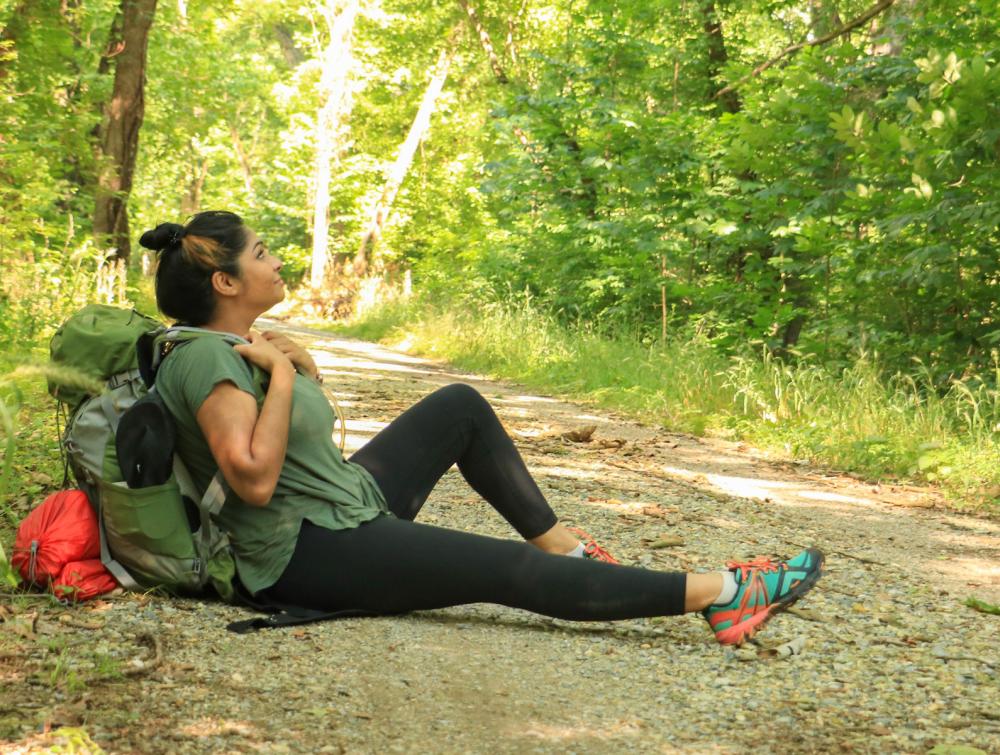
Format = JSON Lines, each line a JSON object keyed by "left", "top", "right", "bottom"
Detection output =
{"left": 566, "top": 543, "right": 586, "bottom": 558}
{"left": 712, "top": 571, "right": 739, "bottom": 605}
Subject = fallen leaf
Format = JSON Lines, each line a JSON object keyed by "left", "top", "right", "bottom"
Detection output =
{"left": 57, "top": 614, "right": 105, "bottom": 630}
{"left": 648, "top": 535, "right": 685, "bottom": 549}
{"left": 639, "top": 504, "right": 673, "bottom": 520}
{"left": 561, "top": 426, "right": 596, "bottom": 443}
{"left": 764, "top": 636, "right": 806, "bottom": 659}
{"left": 891, "top": 498, "right": 935, "bottom": 509}
{"left": 786, "top": 606, "right": 823, "bottom": 623}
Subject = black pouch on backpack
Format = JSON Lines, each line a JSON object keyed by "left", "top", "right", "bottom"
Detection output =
{"left": 114, "top": 392, "right": 201, "bottom": 532}
{"left": 115, "top": 393, "right": 176, "bottom": 488}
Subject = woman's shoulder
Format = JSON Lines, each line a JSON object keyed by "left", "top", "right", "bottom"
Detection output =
{"left": 156, "top": 332, "right": 256, "bottom": 411}
{"left": 158, "top": 333, "right": 250, "bottom": 387}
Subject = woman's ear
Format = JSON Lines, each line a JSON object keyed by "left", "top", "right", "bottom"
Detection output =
{"left": 211, "top": 269, "right": 241, "bottom": 298}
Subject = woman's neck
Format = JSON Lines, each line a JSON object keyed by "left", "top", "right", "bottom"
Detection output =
{"left": 201, "top": 304, "right": 258, "bottom": 338}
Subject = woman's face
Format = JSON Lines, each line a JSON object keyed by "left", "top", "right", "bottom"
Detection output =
{"left": 235, "top": 228, "right": 285, "bottom": 311}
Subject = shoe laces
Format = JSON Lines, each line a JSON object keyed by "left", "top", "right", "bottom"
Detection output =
{"left": 583, "top": 541, "right": 618, "bottom": 564}
{"left": 725, "top": 556, "right": 779, "bottom": 580}
{"left": 567, "top": 526, "right": 619, "bottom": 564}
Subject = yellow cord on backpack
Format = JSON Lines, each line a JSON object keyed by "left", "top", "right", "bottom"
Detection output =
{"left": 319, "top": 382, "right": 347, "bottom": 452}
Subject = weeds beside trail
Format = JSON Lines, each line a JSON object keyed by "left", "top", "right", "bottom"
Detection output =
{"left": 325, "top": 298, "right": 1000, "bottom": 512}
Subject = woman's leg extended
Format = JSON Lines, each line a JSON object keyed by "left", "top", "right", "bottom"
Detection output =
{"left": 265, "top": 518, "right": 687, "bottom": 619}
{"left": 349, "top": 383, "right": 558, "bottom": 539}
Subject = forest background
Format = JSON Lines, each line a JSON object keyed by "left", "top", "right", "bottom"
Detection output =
{"left": 1, "top": 0, "right": 999, "bottom": 533}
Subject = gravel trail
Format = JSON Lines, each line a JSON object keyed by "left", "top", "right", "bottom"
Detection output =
{"left": 2, "top": 323, "right": 998, "bottom": 754}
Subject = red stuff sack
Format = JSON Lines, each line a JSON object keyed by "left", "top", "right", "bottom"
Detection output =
{"left": 12, "top": 490, "right": 117, "bottom": 601}
{"left": 53, "top": 560, "right": 118, "bottom": 602}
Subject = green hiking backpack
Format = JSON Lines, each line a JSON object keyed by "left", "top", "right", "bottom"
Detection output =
{"left": 49, "top": 304, "right": 255, "bottom": 601}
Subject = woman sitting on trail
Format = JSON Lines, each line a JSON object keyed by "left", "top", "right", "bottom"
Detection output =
{"left": 143, "top": 210, "right": 824, "bottom": 647}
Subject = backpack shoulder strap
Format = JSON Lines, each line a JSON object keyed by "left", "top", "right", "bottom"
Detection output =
{"left": 148, "top": 327, "right": 268, "bottom": 401}
{"left": 172, "top": 453, "right": 227, "bottom": 516}
{"left": 148, "top": 326, "right": 248, "bottom": 374}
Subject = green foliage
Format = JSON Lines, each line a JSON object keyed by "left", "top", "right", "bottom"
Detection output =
{"left": 0, "top": 540, "right": 18, "bottom": 590}
{"left": 0, "top": 360, "right": 72, "bottom": 556}
{"left": 0, "top": 383, "right": 20, "bottom": 525}
{"left": 449, "top": 0, "right": 1000, "bottom": 383}
{"left": 5, "top": 0, "right": 999, "bottom": 382}
{"left": 964, "top": 596, "right": 1000, "bottom": 616}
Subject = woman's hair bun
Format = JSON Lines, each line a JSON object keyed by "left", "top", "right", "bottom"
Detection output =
{"left": 139, "top": 222, "right": 185, "bottom": 252}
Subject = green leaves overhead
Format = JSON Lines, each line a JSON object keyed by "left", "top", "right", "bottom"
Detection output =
{"left": 3, "top": 0, "right": 999, "bottom": 380}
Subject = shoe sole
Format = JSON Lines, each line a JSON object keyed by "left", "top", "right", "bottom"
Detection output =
{"left": 715, "top": 549, "right": 826, "bottom": 646}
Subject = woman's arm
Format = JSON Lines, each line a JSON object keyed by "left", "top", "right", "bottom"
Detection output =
{"left": 196, "top": 332, "right": 296, "bottom": 507}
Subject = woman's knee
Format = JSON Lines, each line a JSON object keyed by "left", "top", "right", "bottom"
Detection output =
{"left": 432, "top": 382, "right": 492, "bottom": 415}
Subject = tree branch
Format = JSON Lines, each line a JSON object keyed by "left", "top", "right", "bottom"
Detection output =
{"left": 715, "top": 0, "right": 896, "bottom": 100}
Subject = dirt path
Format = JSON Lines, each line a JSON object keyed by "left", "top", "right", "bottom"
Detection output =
{"left": 2, "top": 323, "right": 998, "bottom": 754}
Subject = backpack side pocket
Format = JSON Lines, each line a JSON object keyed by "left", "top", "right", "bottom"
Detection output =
{"left": 99, "top": 476, "right": 202, "bottom": 593}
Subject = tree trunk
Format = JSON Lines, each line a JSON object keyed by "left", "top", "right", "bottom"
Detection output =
{"left": 230, "top": 124, "right": 255, "bottom": 196}
{"left": 180, "top": 156, "right": 208, "bottom": 215}
{"left": 700, "top": 0, "right": 741, "bottom": 114}
{"left": 92, "top": 0, "right": 157, "bottom": 263}
{"left": 504, "top": 0, "right": 527, "bottom": 64}
{"left": 354, "top": 36, "right": 456, "bottom": 274}
{"left": 272, "top": 23, "right": 305, "bottom": 67}
{"left": 779, "top": 273, "right": 810, "bottom": 354}
{"left": 459, "top": 0, "right": 545, "bottom": 168}
{"left": 309, "top": 0, "right": 358, "bottom": 290}
{"left": 868, "top": 0, "right": 911, "bottom": 56}
{"left": 456, "top": 0, "right": 507, "bottom": 83}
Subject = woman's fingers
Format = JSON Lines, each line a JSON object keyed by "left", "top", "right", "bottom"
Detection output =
{"left": 234, "top": 330, "right": 292, "bottom": 373}
{"left": 260, "top": 331, "right": 317, "bottom": 377}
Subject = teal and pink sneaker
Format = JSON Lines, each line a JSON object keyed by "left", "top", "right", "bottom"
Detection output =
{"left": 703, "top": 547, "right": 824, "bottom": 646}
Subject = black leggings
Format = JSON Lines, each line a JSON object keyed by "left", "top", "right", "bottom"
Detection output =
{"left": 264, "top": 384, "right": 687, "bottom": 620}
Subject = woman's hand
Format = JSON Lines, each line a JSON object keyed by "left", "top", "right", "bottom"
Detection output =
{"left": 233, "top": 331, "right": 295, "bottom": 376}
{"left": 260, "top": 330, "right": 318, "bottom": 379}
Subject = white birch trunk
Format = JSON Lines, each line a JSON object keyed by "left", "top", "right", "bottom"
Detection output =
{"left": 310, "top": 0, "right": 359, "bottom": 290}
{"left": 354, "top": 40, "right": 454, "bottom": 273}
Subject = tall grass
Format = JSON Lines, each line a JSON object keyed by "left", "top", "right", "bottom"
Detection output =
{"left": 726, "top": 350, "right": 1000, "bottom": 497}
{"left": 0, "top": 244, "right": 152, "bottom": 538}
{"left": 333, "top": 296, "right": 1000, "bottom": 508}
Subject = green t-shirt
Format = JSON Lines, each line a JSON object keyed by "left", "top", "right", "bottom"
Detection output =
{"left": 156, "top": 335, "right": 389, "bottom": 594}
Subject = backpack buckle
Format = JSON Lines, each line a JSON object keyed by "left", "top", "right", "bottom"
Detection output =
{"left": 106, "top": 368, "right": 143, "bottom": 390}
